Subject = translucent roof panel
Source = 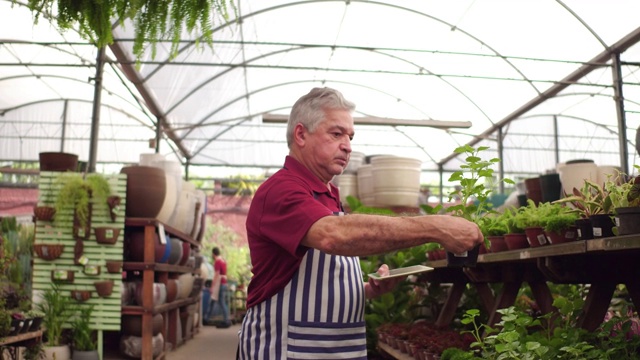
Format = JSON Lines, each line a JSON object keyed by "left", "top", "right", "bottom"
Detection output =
{"left": 2, "top": 0, "right": 640, "bottom": 180}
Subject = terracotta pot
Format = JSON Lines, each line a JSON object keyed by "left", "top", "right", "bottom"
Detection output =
{"left": 34, "top": 244, "right": 64, "bottom": 261}
{"left": 34, "top": 206, "right": 56, "bottom": 221}
{"left": 125, "top": 229, "right": 165, "bottom": 262}
{"left": 106, "top": 260, "right": 123, "bottom": 274}
{"left": 39, "top": 152, "right": 78, "bottom": 172}
{"left": 524, "top": 177, "right": 542, "bottom": 206}
{"left": 121, "top": 314, "right": 164, "bottom": 336}
{"left": 134, "top": 282, "right": 167, "bottom": 306}
{"left": 106, "top": 195, "right": 122, "bottom": 222}
{"left": 94, "top": 227, "right": 120, "bottom": 245}
{"left": 524, "top": 227, "right": 548, "bottom": 247}
{"left": 120, "top": 165, "right": 166, "bottom": 219}
{"left": 70, "top": 290, "right": 92, "bottom": 302}
{"left": 504, "top": 233, "right": 529, "bottom": 250}
{"left": 488, "top": 235, "right": 508, "bottom": 252}
{"left": 94, "top": 280, "right": 114, "bottom": 297}
{"left": 164, "top": 279, "right": 179, "bottom": 303}
{"left": 545, "top": 226, "right": 578, "bottom": 244}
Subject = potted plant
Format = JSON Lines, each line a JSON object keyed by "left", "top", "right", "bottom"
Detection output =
{"left": 554, "top": 179, "right": 614, "bottom": 238}
{"left": 607, "top": 167, "right": 640, "bottom": 235}
{"left": 37, "top": 283, "right": 72, "bottom": 360}
{"left": 502, "top": 206, "right": 529, "bottom": 250}
{"left": 70, "top": 305, "right": 99, "bottom": 360}
{"left": 54, "top": 173, "right": 112, "bottom": 239}
{"left": 477, "top": 213, "right": 507, "bottom": 253}
{"left": 543, "top": 205, "right": 579, "bottom": 244}
{"left": 26, "top": 309, "right": 45, "bottom": 332}
{"left": 444, "top": 145, "right": 513, "bottom": 266}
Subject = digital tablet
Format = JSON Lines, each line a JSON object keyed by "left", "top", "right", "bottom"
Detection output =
{"left": 368, "top": 265, "right": 434, "bottom": 280}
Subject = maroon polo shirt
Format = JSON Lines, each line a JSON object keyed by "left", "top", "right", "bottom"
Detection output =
{"left": 245, "top": 156, "right": 342, "bottom": 308}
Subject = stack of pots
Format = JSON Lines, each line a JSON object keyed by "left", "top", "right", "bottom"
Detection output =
{"left": 334, "top": 152, "right": 365, "bottom": 206}
{"left": 370, "top": 155, "right": 422, "bottom": 208}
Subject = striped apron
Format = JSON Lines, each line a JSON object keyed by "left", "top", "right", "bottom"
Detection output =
{"left": 238, "top": 247, "right": 367, "bottom": 359}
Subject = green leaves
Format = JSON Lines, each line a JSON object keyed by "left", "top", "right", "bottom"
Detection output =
{"left": 20, "top": 0, "right": 237, "bottom": 60}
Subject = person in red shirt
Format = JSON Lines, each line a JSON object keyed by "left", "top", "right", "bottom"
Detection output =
{"left": 238, "top": 87, "right": 483, "bottom": 359}
{"left": 209, "top": 247, "right": 231, "bottom": 328}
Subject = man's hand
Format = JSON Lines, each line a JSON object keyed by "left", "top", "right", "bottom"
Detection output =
{"left": 365, "top": 264, "right": 405, "bottom": 299}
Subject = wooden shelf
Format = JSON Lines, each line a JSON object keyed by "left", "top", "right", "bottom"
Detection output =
{"left": 125, "top": 218, "right": 200, "bottom": 247}
{"left": 122, "top": 297, "right": 200, "bottom": 315}
{"left": 123, "top": 261, "right": 195, "bottom": 273}
{"left": 0, "top": 329, "right": 43, "bottom": 346}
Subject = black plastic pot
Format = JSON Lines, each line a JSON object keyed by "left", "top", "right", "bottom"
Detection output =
{"left": 589, "top": 214, "right": 615, "bottom": 238}
{"left": 446, "top": 244, "right": 480, "bottom": 267}
{"left": 575, "top": 218, "right": 593, "bottom": 240}
{"left": 615, "top": 206, "right": 640, "bottom": 236}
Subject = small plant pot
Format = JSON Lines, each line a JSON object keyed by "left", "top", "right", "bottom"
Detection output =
{"left": 51, "top": 269, "right": 75, "bottom": 283}
{"left": 33, "top": 206, "right": 56, "bottom": 221}
{"left": 28, "top": 317, "right": 43, "bottom": 332}
{"left": 34, "top": 243, "right": 64, "bottom": 261}
{"left": 70, "top": 290, "right": 92, "bottom": 302}
{"left": 94, "top": 227, "right": 121, "bottom": 245}
{"left": 74, "top": 224, "right": 91, "bottom": 240}
{"left": 589, "top": 214, "right": 615, "bottom": 238}
{"left": 614, "top": 206, "right": 640, "bottom": 236}
{"left": 446, "top": 244, "right": 480, "bottom": 267}
{"left": 106, "top": 260, "right": 123, "bottom": 274}
{"left": 545, "top": 227, "right": 578, "bottom": 245}
{"left": 575, "top": 218, "right": 594, "bottom": 240}
{"left": 83, "top": 265, "right": 101, "bottom": 276}
{"left": 487, "top": 236, "right": 508, "bottom": 253}
{"left": 8, "top": 318, "right": 23, "bottom": 336}
{"left": 94, "top": 280, "right": 114, "bottom": 297}
{"left": 504, "top": 233, "right": 529, "bottom": 250}
{"left": 524, "top": 227, "right": 548, "bottom": 247}
{"left": 107, "top": 195, "right": 122, "bottom": 222}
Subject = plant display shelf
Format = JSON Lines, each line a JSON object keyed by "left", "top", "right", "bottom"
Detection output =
{"left": 123, "top": 217, "right": 202, "bottom": 360}
{"left": 423, "top": 234, "right": 640, "bottom": 333}
{"left": 34, "top": 171, "right": 126, "bottom": 360}
{"left": 0, "top": 329, "right": 44, "bottom": 347}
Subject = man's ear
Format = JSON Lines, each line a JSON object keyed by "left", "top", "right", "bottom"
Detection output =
{"left": 293, "top": 123, "right": 307, "bottom": 146}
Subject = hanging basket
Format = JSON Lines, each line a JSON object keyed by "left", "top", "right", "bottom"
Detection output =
{"left": 70, "top": 290, "right": 92, "bottom": 302}
{"left": 105, "top": 260, "right": 123, "bottom": 274}
{"left": 33, "top": 206, "right": 56, "bottom": 222}
{"left": 107, "top": 195, "right": 122, "bottom": 222}
{"left": 94, "top": 227, "right": 121, "bottom": 245}
{"left": 34, "top": 243, "right": 64, "bottom": 261}
{"left": 94, "top": 280, "right": 114, "bottom": 297}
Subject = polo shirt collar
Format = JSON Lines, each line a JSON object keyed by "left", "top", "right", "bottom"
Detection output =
{"left": 283, "top": 156, "right": 338, "bottom": 196}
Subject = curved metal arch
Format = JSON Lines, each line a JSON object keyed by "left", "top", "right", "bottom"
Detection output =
{"left": 0, "top": 98, "right": 155, "bottom": 128}
{"left": 143, "top": 0, "right": 541, "bottom": 131}
{"left": 167, "top": 44, "right": 493, "bottom": 127}
{"left": 183, "top": 78, "right": 426, "bottom": 142}
{"left": 0, "top": 74, "right": 153, "bottom": 119}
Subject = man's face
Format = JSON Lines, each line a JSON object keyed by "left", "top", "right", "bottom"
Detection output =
{"left": 302, "top": 109, "right": 355, "bottom": 183}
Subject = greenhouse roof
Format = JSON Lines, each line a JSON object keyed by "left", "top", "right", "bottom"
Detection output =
{"left": 2, "top": 0, "right": 640, "bottom": 181}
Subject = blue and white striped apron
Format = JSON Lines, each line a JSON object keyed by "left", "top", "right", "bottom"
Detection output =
{"left": 238, "top": 247, "right": 367, "bottom": 359}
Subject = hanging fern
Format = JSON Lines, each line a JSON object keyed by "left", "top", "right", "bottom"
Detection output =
{"left": 17, "top": 0, "right": 237, "bottom": 59}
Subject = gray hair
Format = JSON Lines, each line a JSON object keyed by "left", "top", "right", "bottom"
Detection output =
{"left": 286, "top": 87, "right": 356, "bottom": 148}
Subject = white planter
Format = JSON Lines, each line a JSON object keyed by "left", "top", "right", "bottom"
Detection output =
{"left": 335, "top": 174, "right": 358, "bottom": 205}
{"left": 371, "top": 155, "right": 422, "bottom": 207}
{"left": 356, "top": 164, "right": 375, "bottom": 207}
{"left": 44, "top": 344, "right": 71, "bottom": 360}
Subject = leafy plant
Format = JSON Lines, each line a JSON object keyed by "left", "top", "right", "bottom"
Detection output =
{"left": 37, "top": 282, "right": 71, "bottom": 346}
{"left": 54, "top": 173, "right": 112, "bottom": 228}
{"left": 23, "top": 341, "right": 44, "bottom": 360}
{"left": 70, "top": 305, "right": 96, "bottom": 351}
{"left": 20, "top": 0, "right": 237, "bottom": 61}
{"left": 554, "top": 179, "right": 613, "bottom": 217}
{"left": 444, "top": 145, "right": 514, "bottom": 248}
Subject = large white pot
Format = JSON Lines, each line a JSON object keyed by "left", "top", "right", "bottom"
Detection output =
{"left": 334, "top": 174, "right": 358, "bottom": 205}
{"left": 44, "top": 345, "right": 71, "bottom": 360}
{"left": 557, "top": 160, "right": 598, "bottom": 196}
{"left": 357, "top": 164, "right": 375, "bottom": 207}
{"left": 371, "top": 155, "right": 422, "bottom": 207}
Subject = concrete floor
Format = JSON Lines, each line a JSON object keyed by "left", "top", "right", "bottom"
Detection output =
{"left": 167, "top": 322, "right": 240, "bottom": 360}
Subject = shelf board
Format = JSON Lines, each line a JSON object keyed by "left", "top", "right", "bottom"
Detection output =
{"left": 0, "top": 329, "right": 43, "bottom": 346}
{"left": 122, "top": 297, "right": 200, "bottom": 315}
{"left": 123, "top": 261, "right": 195, "bottom": 273}
{"left": 125, "top": 218, "right": 200, "bottom": 247}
